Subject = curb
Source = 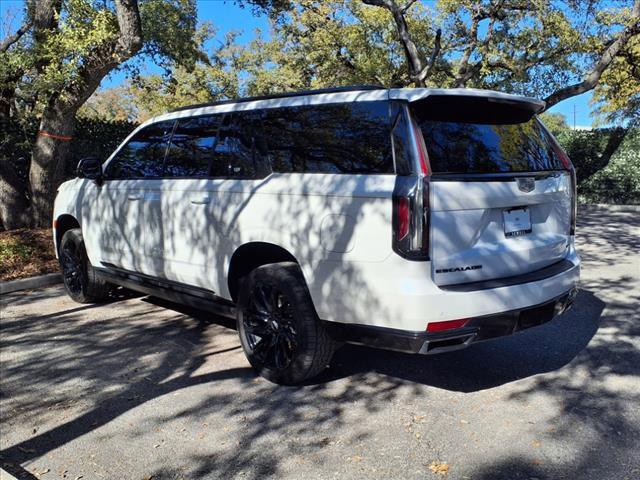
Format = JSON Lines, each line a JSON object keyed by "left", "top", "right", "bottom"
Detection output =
{"left": 579, "top": 203, "right": 640, "bottom": 212}
{"left": 0, "top": 273, "right": 62, "bottom": 295}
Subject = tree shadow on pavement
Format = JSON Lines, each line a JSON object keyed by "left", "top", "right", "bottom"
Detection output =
{"left": 0, "top": 289, "right": 253, "bottom": 472}
{"left": 461, "top": 273, "right": 640, "bottom": 479}
{"left": 576, "top": 207, "right": 640, "bottom": 267}
{"left": 1, "top": 204, "right": 636, "bottom": 479}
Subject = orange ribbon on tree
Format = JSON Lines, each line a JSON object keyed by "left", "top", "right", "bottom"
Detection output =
{"left": 38, "top": 131, "right": 73, "bottom": 141}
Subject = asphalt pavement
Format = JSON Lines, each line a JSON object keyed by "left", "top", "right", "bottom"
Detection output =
{"left": 1, "top": 207, "right": 638, "bottom": 480}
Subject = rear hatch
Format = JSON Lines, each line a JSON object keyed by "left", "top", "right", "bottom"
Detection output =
{"left": 410, "top": 95, "right": 573, "bottom": 286}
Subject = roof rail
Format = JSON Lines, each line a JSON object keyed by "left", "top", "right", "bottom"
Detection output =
{"left": 169, "top": 85, "right": 386, "bottom": 113}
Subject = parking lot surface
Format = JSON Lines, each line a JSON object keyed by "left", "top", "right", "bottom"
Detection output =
{"left": 1, "top": 207, "right": 639, "bottom": 480}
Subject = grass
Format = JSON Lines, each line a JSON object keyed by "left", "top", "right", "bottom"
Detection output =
{"left": 0, "top": 229, "right": 58, "bottom": 282}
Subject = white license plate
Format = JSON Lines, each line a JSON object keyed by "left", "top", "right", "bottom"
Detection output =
{"left": 503, "top": 207, "right": 532, "bottom": 237}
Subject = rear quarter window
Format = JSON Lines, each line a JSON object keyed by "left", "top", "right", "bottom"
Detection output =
{"left": 259, "top": 101, "right": 393, "bottom": 174}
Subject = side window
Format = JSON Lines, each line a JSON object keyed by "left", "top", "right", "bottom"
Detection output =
{"left": 164, "top": 115, "right": 221, "bottom": 178}
{"left": 263, "top": 102, "right": 393, "bottom": 174}
{"left": 105, "top": 121, "right": 174, "bottom": 179}
{"left": 260, "top": 109, "right": 298, "bottom": 172}
{"left": 212, "top": 112, "right": 270, "bottom": 179}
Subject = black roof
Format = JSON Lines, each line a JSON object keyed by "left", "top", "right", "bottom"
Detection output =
{"left": 169, "top": 85, "right": 385, "bottom": 113}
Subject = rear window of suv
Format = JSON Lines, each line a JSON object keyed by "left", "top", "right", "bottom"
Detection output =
{"left": 413, "top": 101, "right": 563, "bottom": 174}
{"left": 418, "top": 119, "right": 563, "bottom": 174}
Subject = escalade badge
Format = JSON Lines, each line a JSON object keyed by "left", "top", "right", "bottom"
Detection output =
{"left": 436, "top": 265, "right": 482, "bottom": 274}
{"left": 517, "top": 177, "right": 535, "bottom": 193}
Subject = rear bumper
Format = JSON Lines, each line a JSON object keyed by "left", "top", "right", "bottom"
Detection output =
{"left": 324, "top": 288, "right": 578, "bottom": 355}
{"left": 309, "top": 243, "right": 581, "bottom": 331}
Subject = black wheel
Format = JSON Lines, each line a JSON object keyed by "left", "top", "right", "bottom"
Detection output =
{"left": 237, "top": 262, "right": 335, "bottom": 385}
{"left": 59, "top": 228, "right": 111, "bottom": 303}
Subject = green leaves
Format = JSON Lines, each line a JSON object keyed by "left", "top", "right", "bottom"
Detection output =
{"left": 539, "top": 112, "right": 571, "bottom": 138}
{"left": 560, "top": 128, "right": 640, "bottom": 204}
{"left": 593, "top": 35, "right": 640, "bottom": 125}
{"left": 0, "top": 0, "right": 201, "bottom": 113}
{"left": 139, "top": 0, "right": 200, "bottom": 69}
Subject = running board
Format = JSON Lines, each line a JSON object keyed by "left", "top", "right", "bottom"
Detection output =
{"left": 95, "top": 265, "right": 236, "bottom": 319}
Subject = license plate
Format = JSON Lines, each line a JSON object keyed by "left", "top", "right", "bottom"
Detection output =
{"left": 503, "top": 207, "right": 532, "bottom": 237}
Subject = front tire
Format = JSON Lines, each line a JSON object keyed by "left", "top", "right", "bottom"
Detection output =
{"left": 59, "top": 228, "right": 111, "bottom": 303}
{"left": 237, "top": 262, "right": 335, "bottom": 385}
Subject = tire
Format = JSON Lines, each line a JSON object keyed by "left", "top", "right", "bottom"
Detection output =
{"left": 236, "top": 262, "right": 335, "bottom": 385}
{"left": 59, "top": 228, "right": 111, "bottom": 303}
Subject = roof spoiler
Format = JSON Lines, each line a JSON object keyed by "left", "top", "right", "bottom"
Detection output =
{"left": 392, "top": 88, "right": 545, "bottom": 124}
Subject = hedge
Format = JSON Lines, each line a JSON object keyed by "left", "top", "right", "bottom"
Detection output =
{"left": 0, "top": 117, "right": 136, "bottom": 184}
{"left": 66, "top": 119, "right": 137, "bottom": 177}
{"left": 557, "top": 128, "right": 639, "bottom": 205}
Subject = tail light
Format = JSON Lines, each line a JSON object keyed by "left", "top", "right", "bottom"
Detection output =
{"left": 392, "top": 118, "right": 430, "bottom": 260}
{"left": 413, "top": 121, "right": 429, "bottom": 176}
{"left": 392, "top": 177, "right": 429, "bottom": 259}
{"left": 568, "top": 167, "right": 577, "bottom": 236}
{"left": 550, "top": 138, "right": 577, "bottom": 236}
{"left": 395, "top": 197, "right": 410, "bottom": 240}
{"left": 427, "top": 318, "right": 470, "bottom": 333}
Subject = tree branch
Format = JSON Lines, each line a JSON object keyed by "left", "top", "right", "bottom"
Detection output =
{"left": 543, "top": 0, "right": 640, "bottom": 110}
{"left": 417, "top": 28, "right": 441, "bottom": 83}
{"left": 454, "top": 4, "right": 481, "bottom": 87}
{"left": 0, "top": 20, "right": 32, "bottom": 52}
{"left": 113, "top": 0, "right": 143, "bottom": 60}
{"left": 362, "top": 0, "right": 426, "bottom": 86}
{"left": 400, "top": 0, "right": 418, "bottom": 14}
{"left": 63, "top": 0, "right": 143, "bottom": 112}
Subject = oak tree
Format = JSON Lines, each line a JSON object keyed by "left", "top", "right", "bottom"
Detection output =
{"left": 0, "top": 0, "right": 200, "bottom": 229}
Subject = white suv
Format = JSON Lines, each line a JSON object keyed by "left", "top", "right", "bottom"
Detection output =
{"left": 53, "top": 86, "right": 580, "bottom": 384}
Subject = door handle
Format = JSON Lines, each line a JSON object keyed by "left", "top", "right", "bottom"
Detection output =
{"left": 190, "top": 197, "right": 211, "bottom": 205}
{"left": 127, "top": 194, "right": 142, "bottom": 201}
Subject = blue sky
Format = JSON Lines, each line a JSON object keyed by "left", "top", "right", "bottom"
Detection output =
{"left": 1, "top": 0, "right": 595, "bottom": 126}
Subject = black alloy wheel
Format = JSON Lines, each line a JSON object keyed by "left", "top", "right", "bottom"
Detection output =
{"left": 237, "top": 262, "right": 336, "bottom": 385}
{"left": 58, "top": 228, "right": 111, "bottom": 303}
{"left": 242, "top": 282, "right": 299, "bottom": 370}
{"left": 60, "top": 239, "right": 85, "bottom": 295}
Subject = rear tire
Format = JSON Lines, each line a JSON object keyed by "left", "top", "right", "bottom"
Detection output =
{"left": 59, "top": 228, "right": 111, "bottom": 303}
{"left": 237, "top": 262, "right": 335, "bottom": 385}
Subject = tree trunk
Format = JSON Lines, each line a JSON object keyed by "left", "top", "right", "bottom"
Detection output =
{"left": 0, "top": 158, "right": 30, "bottom": 230}
{"left": 28, "top": 104, "right": 75, "bottom": 227}
{"left": 0, "top": 85, "right": 30, "bottom": 230}
{"left": 2, "top": 0, "right": 143, "bottom": 229}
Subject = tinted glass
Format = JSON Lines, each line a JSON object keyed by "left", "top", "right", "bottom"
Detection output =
{"left": 164, "top": 116, "right": 221, "bottom": 178}
{"left": 417, "top": 118, "right": 563, "bottom": 174}
{"left": 212, "top": 112, "right": 268, "bottom": 178}
{"left": 259, "top": 101, "right": 393, "bottom": 174}
{"left": 391, "top": 106, "right": 412, "bottom": 175}
{"left": 106, "top": 121, "right": 173, "bottom": 179}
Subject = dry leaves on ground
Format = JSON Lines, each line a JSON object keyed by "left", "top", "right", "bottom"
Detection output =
{"left": 0, "top": 228, "right": 57, "bottom": 281}
{"left": 428, "top": 461, "right": 450, "bottom": 475}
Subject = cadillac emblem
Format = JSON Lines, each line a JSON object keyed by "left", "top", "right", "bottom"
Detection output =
{"left": 517, "top": 177, "right": 535, "bottom": 193}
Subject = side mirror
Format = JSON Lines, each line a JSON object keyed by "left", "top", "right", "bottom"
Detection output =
{"left": 77, "top": 157, "right": 103, "bottom": 183}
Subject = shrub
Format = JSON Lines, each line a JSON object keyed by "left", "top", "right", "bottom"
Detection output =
{"left": 66, "top": 119, "right": 136, "bottom": 177}
{"left": 557, "top": 128, "right": 639, "bottom": 205}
